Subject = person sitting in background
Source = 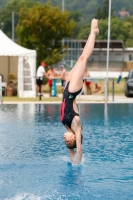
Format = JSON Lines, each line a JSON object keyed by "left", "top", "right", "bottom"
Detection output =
{"left": 94, "top": 83, "right": 104, "bottom": 93}
{"left": 47, "top": 66, "right": 57, "bottom": 96}
{"left": 59, "top": 65, "right": 66, "bottom": 93}
{"left": 36, "top": 62, "right": 47, "bottom": 96}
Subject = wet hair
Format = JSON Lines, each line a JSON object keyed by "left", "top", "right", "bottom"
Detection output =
{"left": 65, "top": 134, "right": 83, "bottom": 149}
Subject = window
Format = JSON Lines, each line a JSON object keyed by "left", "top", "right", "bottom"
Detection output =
{"left": 115, "top": 54, "right": 121, "bottom": 56}
{"left": 129, "top": 54, "right": 133, "bottom": 61}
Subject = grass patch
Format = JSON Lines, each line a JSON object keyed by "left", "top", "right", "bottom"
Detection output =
{"left": 43, "top": 79, "right": 125, "bottom": 94}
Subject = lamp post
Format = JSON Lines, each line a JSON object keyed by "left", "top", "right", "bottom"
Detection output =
{"left": 62, "top": 0, "right": 64, "bottom": 12}
{"left": 62, "top": 0, "right": 65, "bottom": 64}
{"left": 105, "top": 0, "right": 112, "bottom": 102}
{"left": 1, "top": 22, "right": 4, "bottom": 31}
{"left": 12, "top": 12, "right": 15, "bottom": 41}
{"left": 12, "top": 11, "right": 19, "bottom": 41}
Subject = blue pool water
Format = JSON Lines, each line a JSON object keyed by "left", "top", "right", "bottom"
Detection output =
{"left": 0, "top": 103, "right": 133, "bottom": 200}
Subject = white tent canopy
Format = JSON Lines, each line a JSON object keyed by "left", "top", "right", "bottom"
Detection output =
{"left": 0, "top": 29, "right": 36, "bottom": 97}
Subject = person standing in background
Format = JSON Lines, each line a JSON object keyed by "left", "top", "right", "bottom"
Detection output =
{"left": 59, "top": 65, "right": 66, "bottom": 93}
{"left": 36, "top": 62, "right": 47, "bottom": 96}
{"left": 84, "top": 68, "right": 92, "bottom": 95}
{"left": 47, "top": 66, "right": 58, "bottom": 96}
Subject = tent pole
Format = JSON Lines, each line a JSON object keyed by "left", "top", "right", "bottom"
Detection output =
{"left": 8, "top": 56, "right": 10, "bottom": 83}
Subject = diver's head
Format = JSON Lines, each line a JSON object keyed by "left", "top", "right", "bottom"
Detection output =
{"left": 64, "top": 131, "right": 83, "bottom": 149}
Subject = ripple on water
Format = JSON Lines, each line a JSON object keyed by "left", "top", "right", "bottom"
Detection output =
{"left": 0, "top": 104, "right": 133, "bottom": 199}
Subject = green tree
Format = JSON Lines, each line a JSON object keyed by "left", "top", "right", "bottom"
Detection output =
{"left": 123, "top": 17, "right": 133, "bottom": 47}
{"left": 68, "top": 10, "right": 82, "bottom": 38}
{"left": 16, "top": 3, "right": 75, "bottom": 66}
{"left": 0, "top": 0, "right": 9, "bottom": 9}
{"left": 0, "top": 0, "right": 36, "bottom": 37}
{"left": 77, "top": 17, "right": 133, "bottom": 47}
{"left": 96, "top": 17, "right": 133, "bottom": 47}
{"left": 77, "top": 23, "right": 91, "bottom": 39}
{"left": 94, "top": 0, "right": 114, "bottom": 19}
{"left": 1, "top": 0, "right": 133, "bottom": 26}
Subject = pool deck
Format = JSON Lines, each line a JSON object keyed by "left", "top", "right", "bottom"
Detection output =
{"left": 1, "top": 93, "right": 133, "bottom": 104}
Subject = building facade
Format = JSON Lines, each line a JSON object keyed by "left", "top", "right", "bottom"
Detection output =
{"left": 58, "top": 39, "right": 133, "bottom": 72}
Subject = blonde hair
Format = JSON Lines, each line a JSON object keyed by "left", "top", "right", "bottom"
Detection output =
{"left": 65, "top": 134, "right": 83, "bottom": 149}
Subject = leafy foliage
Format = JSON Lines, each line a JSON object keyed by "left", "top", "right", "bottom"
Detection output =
{"left": 94, "top": 0, "right": 114, "bottom": 19}
{"left": 77, "top": 17, "right": 133, "bottom": 48}
{"left": 1, "top": 0, "right": 133, "bottom": 24}
{"left": 16, "top": 2, "right": 75, "bottom": 66}
{"left": 0, "top": 0, "right": 133, "bottom": 67}
{"left": 0, "top": 0, "right": 36, "bottom": 37}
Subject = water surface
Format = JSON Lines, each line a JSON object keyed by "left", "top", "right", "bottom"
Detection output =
{"left": 0, "top": 103, "right": 133, "bottom": 200}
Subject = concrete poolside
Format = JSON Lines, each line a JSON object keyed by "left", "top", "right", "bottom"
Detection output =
{"left": 1, "top": 93, "right": 133, "bottom": 104}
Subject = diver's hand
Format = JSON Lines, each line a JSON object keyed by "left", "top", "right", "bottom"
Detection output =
{"left": 69, "top": 149, "right": 82, "bottom": 165}
{"left": 75, "top": 150, "right": 82, "bottom": 164}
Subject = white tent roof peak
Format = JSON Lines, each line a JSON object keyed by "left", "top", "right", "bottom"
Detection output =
{"left": 0, "top": 29, "right": 36, "bottom": 57}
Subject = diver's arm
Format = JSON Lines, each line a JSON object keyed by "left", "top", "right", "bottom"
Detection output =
{"left": 69, "top": 149, "right": 75, "bottom": 163}
{"left": 75, "top": 129, "right": 82, "bottom": 164}
{"left": 69, "top": 147, "right": 82, "bottom": 164}
{"left": 71, "top": 116, "right": 82, "bottom": 164}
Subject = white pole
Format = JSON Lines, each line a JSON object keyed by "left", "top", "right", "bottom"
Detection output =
{"left": 1, "top": 22, "right": 4, "bottom": 31}
{"left": 62, "top": 0, "right": 65, "bottom": 64}
{"left": 62, "top": 0, "right": 64, "bottom": 12}
{"left": 12, "top": 11, "right": 14, "bottom": 41}
{"left": 105, "top": 0, "right": 111, "bottom": 102}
